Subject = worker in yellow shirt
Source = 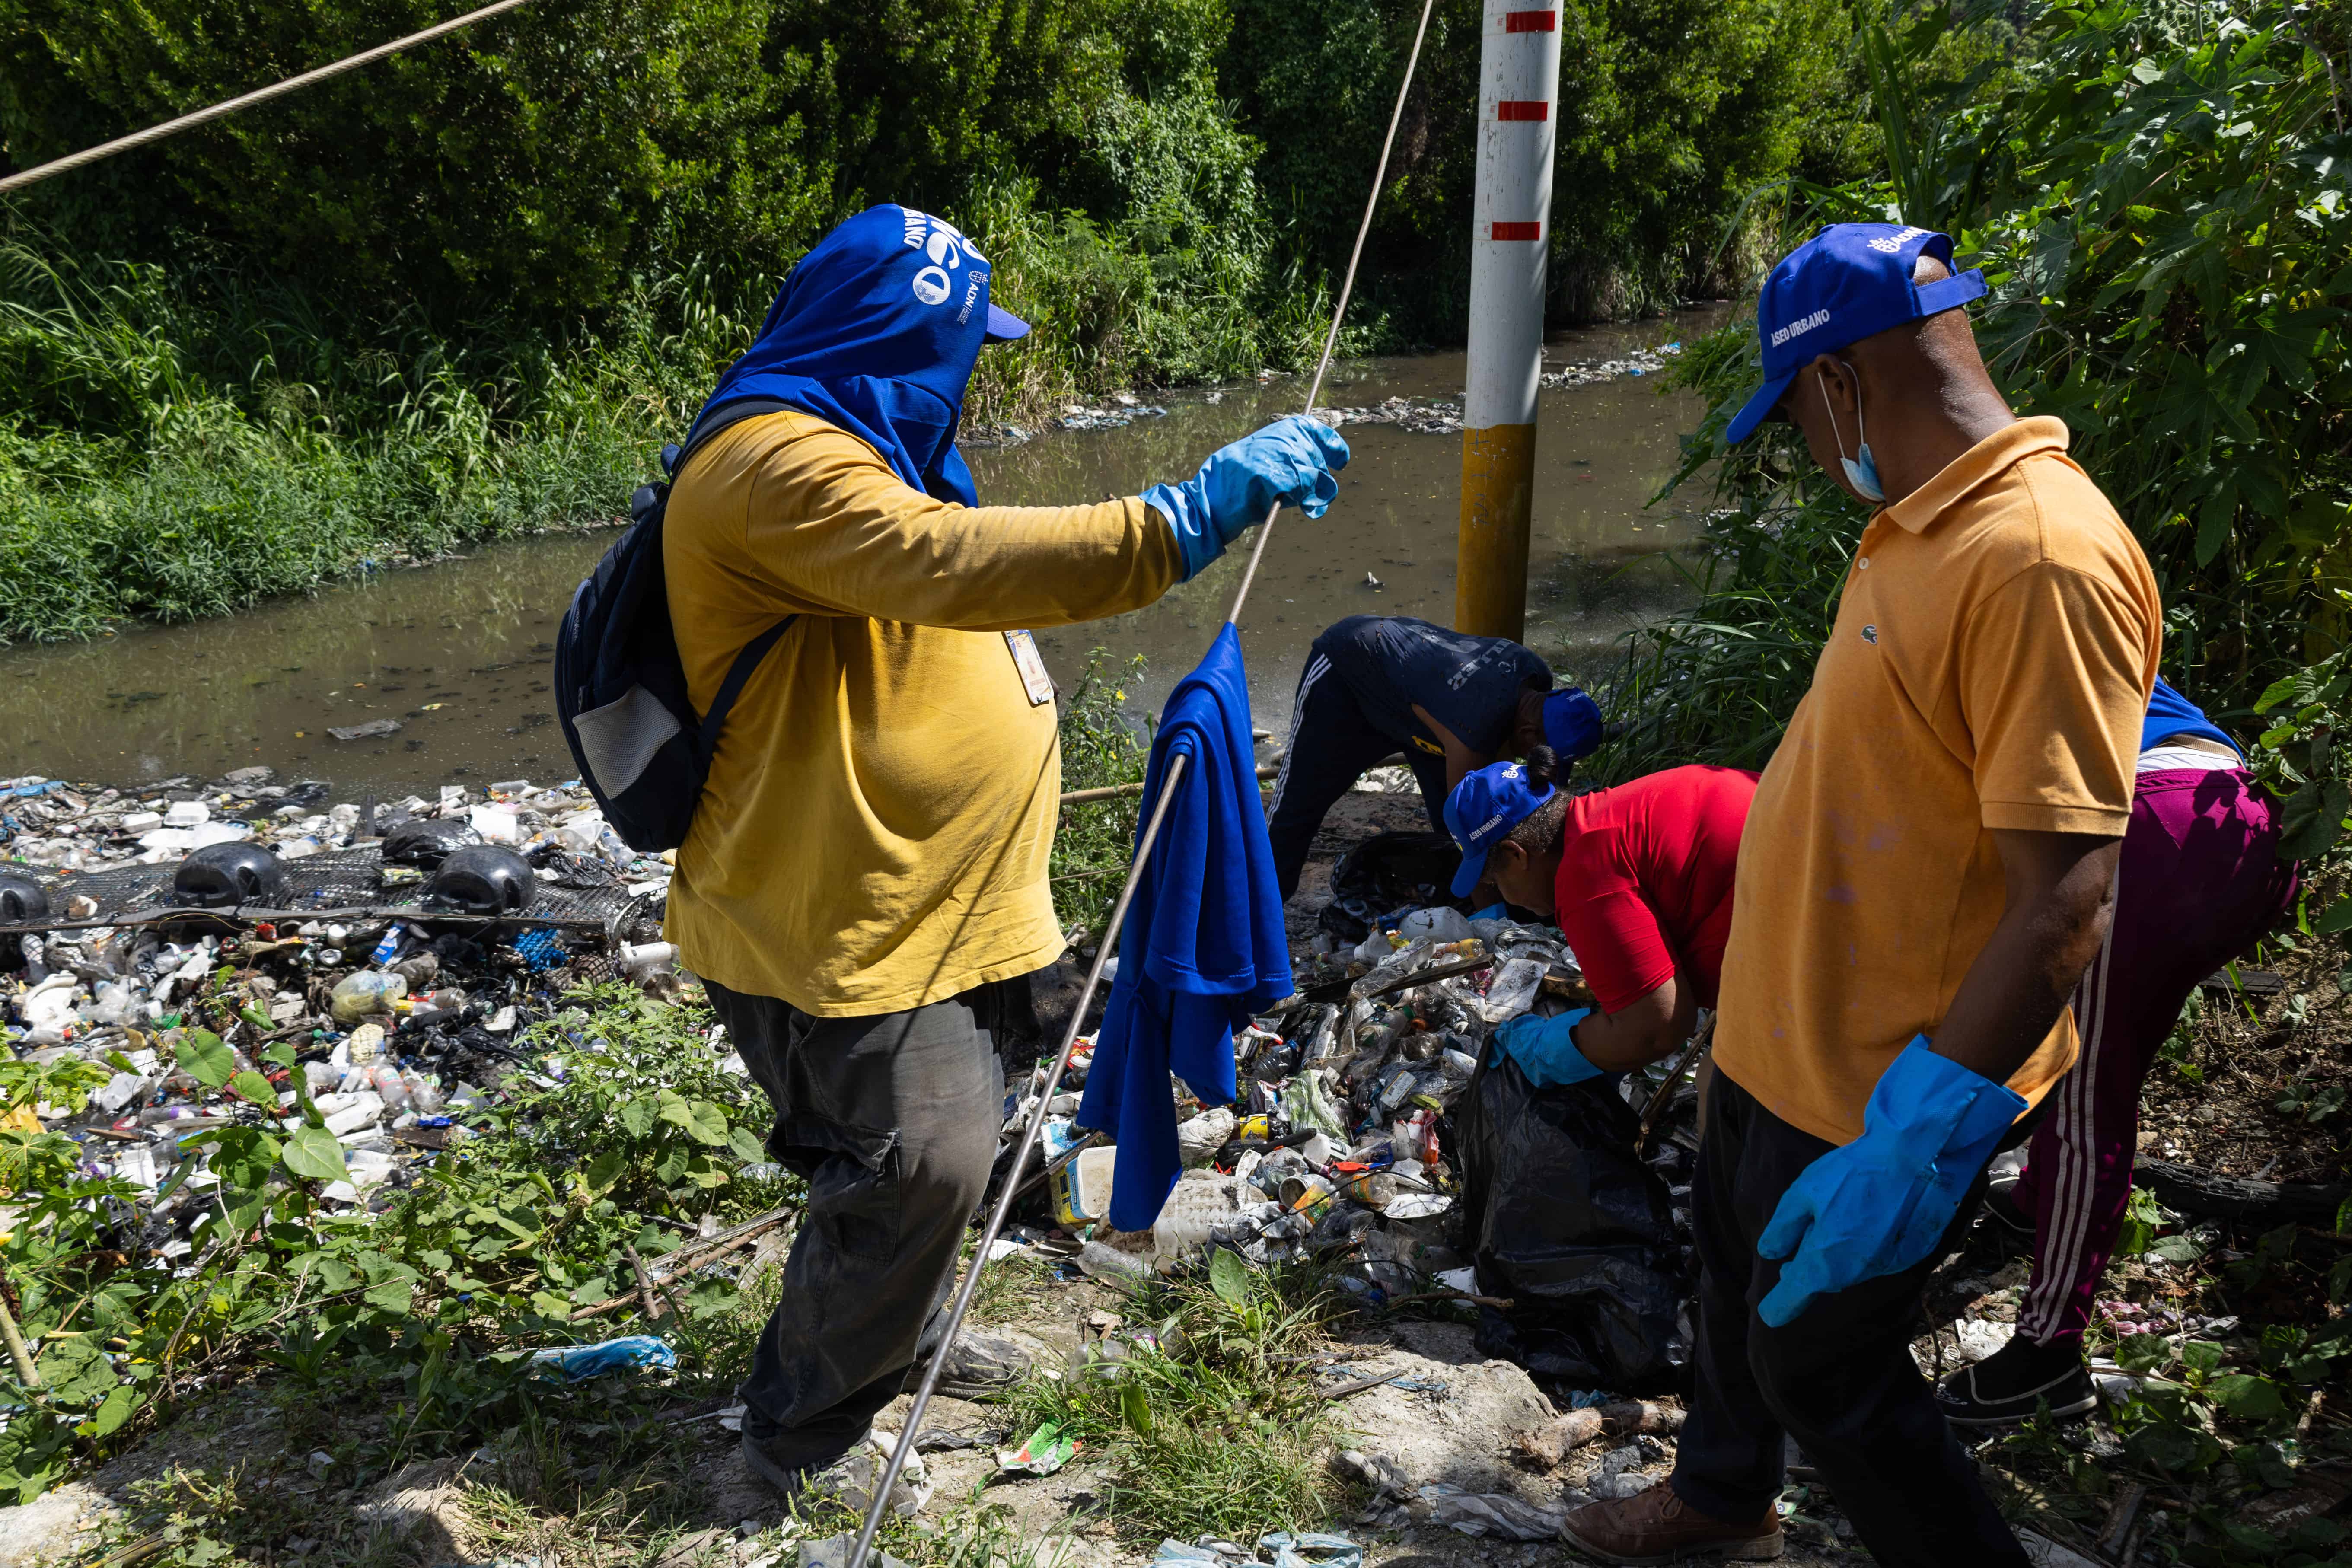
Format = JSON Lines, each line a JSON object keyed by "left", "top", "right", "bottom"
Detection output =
{"left": 659, "top": 205, "right": 1348, "bottom": 1502}
{"left": 1562, "top": 225, "right": 2158, "bottom": 1563}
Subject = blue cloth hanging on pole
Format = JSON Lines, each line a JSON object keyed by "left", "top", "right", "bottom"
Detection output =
{"left": 1077, "top": 625, "right": 1294, "bottom": 1233}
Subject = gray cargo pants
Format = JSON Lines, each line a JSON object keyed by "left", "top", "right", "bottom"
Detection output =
{"left": 704, "top": 975, "right": 1013, "bottom": 1468}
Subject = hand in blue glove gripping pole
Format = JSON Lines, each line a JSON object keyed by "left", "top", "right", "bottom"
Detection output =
{"left": 1490, "top": 1009, "right": 1600, "bottom": 1088}
{"left": 1143, "top": 415, "right": 1351, "bottom": 580}
{"left": 1756, "top": 1036, "right": 2026, "bottom": 1326}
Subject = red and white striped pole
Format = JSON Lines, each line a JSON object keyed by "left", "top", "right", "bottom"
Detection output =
{"left": 1455, "top": 0, "right": 1562, "bottom": 640}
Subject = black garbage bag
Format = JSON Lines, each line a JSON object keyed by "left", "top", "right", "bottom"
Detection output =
{"left": 1316, "top": 830, "right": 1463, "bottom": 943}
{"left": 1454, "top": 1047, "right": 1685, "bottom": 1390}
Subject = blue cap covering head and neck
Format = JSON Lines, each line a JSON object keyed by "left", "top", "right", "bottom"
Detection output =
{"left": 1723, "top": 222, "right": 1988, "bottom": 447}
{"left": 692, "top": 205, "right": 1032, "bottom": 507}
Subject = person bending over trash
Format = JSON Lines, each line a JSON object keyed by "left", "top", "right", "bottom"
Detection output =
{"left": 1440, "top": 753, "right": 1755, "bottom": 1077}
{"left": 657, "top": 205, "right": 1348, "bottom": 1504}
{"left": 1935, "top": 675, "right": 2297, "bottom": 1427}
{"left": 1561, "top": 223, "right": 2158, "bottom": 1565}
{"left": 1266, "top": 614, "right": 1608, "bottom": 900}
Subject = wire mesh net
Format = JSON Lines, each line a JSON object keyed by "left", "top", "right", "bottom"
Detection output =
{"left": 2, "top": 845, "right": 652, "bottom": 939}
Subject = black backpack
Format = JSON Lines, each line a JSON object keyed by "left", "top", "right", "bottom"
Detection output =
{"left": 555, "top": 398, "right": 797, "bottom": 853}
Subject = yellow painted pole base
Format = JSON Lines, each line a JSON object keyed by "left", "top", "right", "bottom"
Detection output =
{"left": 1456, "top": 422, "right": 1536, "bottom": 639}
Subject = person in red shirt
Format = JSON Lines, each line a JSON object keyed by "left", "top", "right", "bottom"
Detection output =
{"left": 1443, "top": 749, "right": 1758, "bottom": 1071}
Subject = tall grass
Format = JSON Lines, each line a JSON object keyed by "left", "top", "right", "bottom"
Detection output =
{"left": 0, "top": 183, "right": 1344, "bottom": 644}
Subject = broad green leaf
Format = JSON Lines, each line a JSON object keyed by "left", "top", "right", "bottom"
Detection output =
{"left": 175, "top": 1030, "right": 235, "bottom": 1090}
{"left": 581, "top": 1149, "right": 625, "bottom": 1196}
{"left": 2124, "top": 1418, "right": 2222, "bottom": 1473}
{"left": 658, "top": 1091, "right": 729, "bottom": 1146}
{"left": 364, "top": 1279, "right": 414, "bottom": 1317}
{"left": 728, "top": 1128, "right": 769, "bottom": 1165}
{"left": 2207, "top": 1373, "right": 2289, "bottom": 1419}
{"left": 281, "top": 1125, "right": 349, "bottom": 1184}
{"left": 1208, "top": 1247, "right": 1249, "bottom": 1310}
{"left": 263, "top": 1042, "right": 298, "bottom": 1071}
{"left": 2277, "top": 778, "right": 2349, "bottom": 863}
{"left": 227, "top": 1070, "right": 277, "bottom": 1108}
{"left": 1121, "top": 1379, "right": 1152, "bottom": 1433}
{"left": 78, "top": 1384, "right": 139, "bottom": 1439}
{"left": 2181, "top": 1340, "right": 2225, "bottom": 1377}
{"left": 2313, "top": 896, "right": 2352, "bottom": 937}
{"left": 616, "top": 1097, "right": 655, "bottom": 1138}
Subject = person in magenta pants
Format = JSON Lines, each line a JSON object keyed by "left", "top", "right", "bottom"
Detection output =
{"left": 1935, "top": 676, "right": 2299, "bottom": 1425}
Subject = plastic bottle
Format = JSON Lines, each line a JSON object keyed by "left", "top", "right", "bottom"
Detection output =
{"left": 330, "top": 971, "right": 407, "bottom": 1026}
{"left": 1074, "top": 1240, "right": 1152, "bottom": 1281}
{"left": 371, "top": 1064, "right": 414, "bottom": 1112}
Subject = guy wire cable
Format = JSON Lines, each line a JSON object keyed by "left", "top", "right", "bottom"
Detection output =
{"left": 846, "top": 1, "right": 1439, "bottom": 1561}
{"left": 0, "top": 0, "right": 535, "bottom": 196}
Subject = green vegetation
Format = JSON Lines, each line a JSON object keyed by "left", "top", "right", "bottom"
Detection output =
{"left": 1600, "top": 0, "right": 2352, "bottom": 786}
{"left": 0, "top": 0, "right": 1858, "bottom": 642}
{"left": 1049, "top": 653, "right": 1153, "bottom": 937}
{"left": 0, "top": 982, "right": 790, "bottom": 1503}
{"left": 1008, "top": 1251, "right": 1345, "bottom": 1541}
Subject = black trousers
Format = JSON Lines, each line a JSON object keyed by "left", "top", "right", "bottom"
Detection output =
{"left": 1671, "top": 1071, "right": 2028, "bottom": 1565}
{"left": 704, "top": 976, "right": 1013, "bottom": 1468}
{"left": 1266, "top": 650, "right": 1450, "bottom": 900}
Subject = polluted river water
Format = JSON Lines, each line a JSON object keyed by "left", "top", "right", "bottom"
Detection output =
{"left": 0, "top": 311, "right": 1721, "bottom": 794}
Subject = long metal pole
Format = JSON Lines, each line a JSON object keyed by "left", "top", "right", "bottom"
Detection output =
{"left": 847, "top": 6, "right": 1441, "bottom": 1564}
{"left": 844, "top": 754, "right": 1185, "bottom": 1568}
{"left": 0, "top": 0, "right": 535, "bottom": 196}
{"left": 1454, "top": 0, "right": 1563, "bottom": 639}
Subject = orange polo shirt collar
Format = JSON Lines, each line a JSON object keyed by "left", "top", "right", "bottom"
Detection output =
{"left": 1880, "top": 416, "right": 2073, "bottom": 535}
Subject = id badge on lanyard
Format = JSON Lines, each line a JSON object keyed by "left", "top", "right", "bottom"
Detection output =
{"left": 1004, "top": 630, "right": 1055, "bottom": 706}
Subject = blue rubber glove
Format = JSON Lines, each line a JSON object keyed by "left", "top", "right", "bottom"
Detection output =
{"left": 1757, "top": 1036, "right": 2027, "bottom": 1326}
{"left": 1143, "top": 415, "right": 1351, "bottom": 580}
{"left": 1491, "top": 1009, "right": 1597, "bottom": 1088}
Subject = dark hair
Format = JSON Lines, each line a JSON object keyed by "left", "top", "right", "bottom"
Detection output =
{"left": 1503, "top": 745, "right": 1570, "bottom": 855}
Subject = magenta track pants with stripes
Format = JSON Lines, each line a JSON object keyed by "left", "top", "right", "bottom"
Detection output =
{"left": 2013, "top": 767, "right": 2298, "bottom": 1348}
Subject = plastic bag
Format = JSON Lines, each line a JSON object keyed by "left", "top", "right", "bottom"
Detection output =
{"left": 1317, "top": 831, "right": 1462, "bottom": 942}
{"left": 1453, "top": 1049, "right": 1684, "bottom": 1390}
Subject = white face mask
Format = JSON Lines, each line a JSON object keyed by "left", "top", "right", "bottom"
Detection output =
{"left": 1819, "top": 363, "right": 1885, "bottom": 503}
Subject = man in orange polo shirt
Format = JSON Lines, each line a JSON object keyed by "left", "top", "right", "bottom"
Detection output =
{"left": 1563, "top": 225, "right": 2159, "bottom": 1563}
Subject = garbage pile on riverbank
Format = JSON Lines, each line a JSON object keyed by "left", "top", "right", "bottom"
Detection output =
{"left": 1, "top": 767, "right": 676, "bottom": 1217}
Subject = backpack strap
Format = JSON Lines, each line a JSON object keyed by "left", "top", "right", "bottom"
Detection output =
{"left": 670, "top": 396, "right": 794, "bottom": 477}
{"left": 698, "top": 612, "right": 799, "bottom": 757}
{"left": 669, "top": 396, "right": 801, "bottom": 758}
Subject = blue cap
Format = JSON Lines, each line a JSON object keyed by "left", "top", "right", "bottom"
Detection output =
{"left": 1542, "top": 687, "right": 1605, "bottom": 761}
{"left": 985, "top": 303, "right": 1030, "bottom": 343}
{"left": 1723, "top": 223, "right": 1988, "bottom": 443}
{"left": 1444, "top": 761, "right": 1555, "bottom": 899}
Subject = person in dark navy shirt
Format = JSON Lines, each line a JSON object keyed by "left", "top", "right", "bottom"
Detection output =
{"left": 1266, "top": 615, "right": 1607, "bottom": 899}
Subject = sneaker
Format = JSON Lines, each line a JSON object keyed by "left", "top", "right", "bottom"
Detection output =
{"left": 1978, "top": 1176, "right": 2033, "bottom": 1241}
{"left": 739, "top": 1428, "right": 933, "bottom": 1515}
{"left": 903, "top": 1329, "right": 1033, "bottom": 1399}
{"left": 1936, "top": 1334, "right": 2097, "bottom": 1427}
{"left": 1560, "top": 1479, "right": 1784, "bottom": 1564}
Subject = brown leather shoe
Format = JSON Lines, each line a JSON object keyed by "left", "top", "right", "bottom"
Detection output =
{"left": 1560, "top": 1480, "right": 1784, "bottom": 1564}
